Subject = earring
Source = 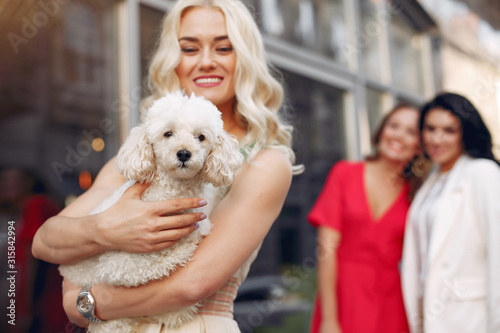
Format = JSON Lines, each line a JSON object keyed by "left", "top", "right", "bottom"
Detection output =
{"left": 411, "top": 153, "right": 431, "bottom": 177}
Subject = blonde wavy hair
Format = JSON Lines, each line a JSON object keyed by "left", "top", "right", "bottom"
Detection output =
{"left": 142, "top": 0, "right": 303, "bottom": 174}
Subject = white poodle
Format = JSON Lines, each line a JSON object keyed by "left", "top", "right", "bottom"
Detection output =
{"left": 59, "top": 91, "right": 243, "bottom": 332}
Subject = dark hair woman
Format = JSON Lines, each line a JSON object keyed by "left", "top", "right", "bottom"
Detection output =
{"left": 402, "top": 92, "right": 500, "bottom": 333}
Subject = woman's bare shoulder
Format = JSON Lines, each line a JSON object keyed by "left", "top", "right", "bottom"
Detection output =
{"left": 245, "top": 148, "right": 292, "bottom": 172}
{"left": 227, "top": 148, "right": 292, "bottom": 203}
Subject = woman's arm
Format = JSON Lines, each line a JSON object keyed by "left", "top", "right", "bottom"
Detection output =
{"left": 63, "top": 148, "right": 293, "bottom": 325}
{"left": 317, "top": 226, "right": 342, "bottom": 333}
{"left": 32, "top": 157, "right": 206, "bottom": 264}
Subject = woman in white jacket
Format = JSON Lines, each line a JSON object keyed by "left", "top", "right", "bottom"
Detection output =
{"left": 401, "top": 92, "right": 500, "bottom": 333}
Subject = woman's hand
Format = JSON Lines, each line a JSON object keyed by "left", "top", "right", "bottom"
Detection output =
{"left": 92, "top": 182, "right": 207, "bottom": 254}
{"left": 32, "top": 157, "right": 207, "bottom": 264}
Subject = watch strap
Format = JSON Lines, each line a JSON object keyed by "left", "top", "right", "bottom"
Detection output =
{"left": 77, "top": 286, "right": 104, "bottom": 323}
{"left": 83, "top": 311, "right": 103, "bottom": 323}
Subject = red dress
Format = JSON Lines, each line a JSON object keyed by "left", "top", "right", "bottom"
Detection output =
{"left": 308, "top": 161, "right": 410, "bottom": 333}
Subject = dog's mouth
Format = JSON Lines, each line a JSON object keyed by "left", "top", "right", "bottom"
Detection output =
{"left": 177, "top": 162, "right": 190, "bottom": 169}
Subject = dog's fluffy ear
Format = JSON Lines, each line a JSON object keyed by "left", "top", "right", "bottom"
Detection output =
{"left": 116, "top": 125, "right": 155, "bottom": 183}
{"left": 202, "top": 132, "right": 243, "bottom": 187}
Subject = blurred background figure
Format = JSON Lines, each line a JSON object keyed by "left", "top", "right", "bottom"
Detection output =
{"left": 0, "top": 166, "right": 69, "bottom": 333}
{"left": 402, "top": 92, "right": 500, "bottom": 333}
{"left": 308, "top": 105, "right": 427, "bottom": 333}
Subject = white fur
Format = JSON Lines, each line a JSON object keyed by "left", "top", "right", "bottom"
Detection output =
{"left": 59, "top": 91, "right": 243, "bottom": 332}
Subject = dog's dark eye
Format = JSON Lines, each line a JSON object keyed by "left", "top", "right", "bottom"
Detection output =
{"left": 198, "top": 134, "right": 205, "bottom": 142}
{"left": 164, "top": 131, "right": 173, "bottom": 138}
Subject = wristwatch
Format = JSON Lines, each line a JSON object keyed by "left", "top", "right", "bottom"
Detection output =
{"left": 76, "top": 286, "right": 103, "bottom": 323}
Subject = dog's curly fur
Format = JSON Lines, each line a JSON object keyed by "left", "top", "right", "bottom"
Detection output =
{"left": 59, "top": 91, "right": 243, "bottom": 332}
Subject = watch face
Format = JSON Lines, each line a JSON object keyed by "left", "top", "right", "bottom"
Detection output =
{"left": 77, "top": 295, "right": 93, "bottom": 313}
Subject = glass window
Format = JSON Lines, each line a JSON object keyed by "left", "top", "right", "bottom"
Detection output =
{"left": 0, "top": 0, "right": 120, "bottom": 202}
{"left": 316, "top": 0, "right": 348, "bottom": 63}
{"left": 390, "top": 14, "right": 424, "bottom": 93}
{"left": 359, "top": 0, "right": 385, "bottom": 79}
{"left": 281, "top": 69, "right": 346, "bottom": 212}
{"left": 140, "top": 5, "right": 166, "bottom": 98}
{"left": 255, "top": 0, "right": 348, "bottom": 64}
{"left": 258, "top": 0, "right": 285, "bottom": 37}
{"left": 366, "top": 87, "right": 384, "bottom": 137}
{"left": 282, "top": 71, "right": 346, "bottom": 174}
{"left": 252, "top": 68, "right": 346, "bottom": 274}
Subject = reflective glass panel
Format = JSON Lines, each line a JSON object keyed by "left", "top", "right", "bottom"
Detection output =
{"left": 366, "top": 87, "right": 384, "bottom": 137}
{"left": 0, "top": 0, "right": 120, "bottom": 201}
{"left": 390, "top": 14, "right": 424, "bottom": 93}
{"left": 254, "top": 0, "right": 348, "bottom": 64}
{"left": 0, "top": 3, "right": 119, "bottom": 331}
{"left": 250, "top": 67, "right": 346, "bottom": 275}
{"left": 140, "top": 5, "right": 165, "bottom": 98}
{"left": 359, "top": 0, "right": 384, "bottom": 79}
{"left": 282, "top": 71, "right": 346, "bottom": 176}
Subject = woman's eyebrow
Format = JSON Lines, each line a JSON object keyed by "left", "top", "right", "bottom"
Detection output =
{"left": 179, "top": 36, "right": 197, "bottom": 42}
{"left": 178, "top": 35, "right": 229, "bottom": 42}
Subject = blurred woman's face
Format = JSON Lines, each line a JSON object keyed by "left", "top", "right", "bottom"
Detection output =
{"left": 377, "top": 107, "right": 420, "bottom": 163}
{"left": 422, "top": 108, "right": 464, "bottom": 172}
{"left": 175, "top": 7, "right": 236, "bottom": 113}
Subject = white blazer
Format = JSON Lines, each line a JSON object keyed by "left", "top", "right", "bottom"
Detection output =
{"left": 402, "top": 155, "right": 500, "bottom": 333}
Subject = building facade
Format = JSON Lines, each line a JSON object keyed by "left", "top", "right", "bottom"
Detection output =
{"left": 419, "top": 0, "right": 500, "bottom": 158}
{"left": 0, "top": 0, "right": 442, "bottom": 275}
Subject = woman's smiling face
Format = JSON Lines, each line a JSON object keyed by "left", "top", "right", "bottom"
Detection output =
{"left": 377, "top": 107, "right": 420, "bottom": 163}
{"left": 175, "top": 7, "right": 237, "bottom": 113}
{"left": 422, "top": 108, "right": 464, "bottom": 171}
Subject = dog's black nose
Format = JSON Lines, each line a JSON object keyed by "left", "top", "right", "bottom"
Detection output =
{"left": 177, "top": 149, "right": 191, "bottom": 162}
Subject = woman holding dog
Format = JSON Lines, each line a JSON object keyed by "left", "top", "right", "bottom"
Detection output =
{"left": 401, "top": 92, "right": 500, "bottom": 333}
{"left": 32, "top": 0, "right": 302, "bottom": 331}
{"left": 308, "top": 104, "right": 424, "bottom": 333}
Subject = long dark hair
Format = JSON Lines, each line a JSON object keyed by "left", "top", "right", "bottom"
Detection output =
{"left": 420, "top": 92, "right": 499, "bottom": 164}
{"left": 368, "top": 104, "right": 428, "bottom": 200}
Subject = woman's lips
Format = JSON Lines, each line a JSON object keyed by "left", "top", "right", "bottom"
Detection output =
{"left": 387, "top": 140, "right": 404, "bottom": 152}
{"left": 194, "top": 76, "right": 222, "bottom": 87}
{"left": 427, "top": 146, "right": 447, "bottom": 156}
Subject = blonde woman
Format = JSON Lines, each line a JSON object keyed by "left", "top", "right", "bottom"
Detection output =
{"left": 32, "top": 0, "right": 302, "bottom": 331}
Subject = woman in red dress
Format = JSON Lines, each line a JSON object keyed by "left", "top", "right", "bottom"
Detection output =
{"left": 308, "top": 105, "right": 425, "bottom": 333}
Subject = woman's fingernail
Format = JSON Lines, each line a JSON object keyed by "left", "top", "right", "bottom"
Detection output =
{"left": 193, "top": 223, "right": 200, "bottom": 230}
{"left": 199, "top": 199, "right": 207, "bottom": 207}
{"left": 200, "top": 214, "right": 207, "bottom": 220}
